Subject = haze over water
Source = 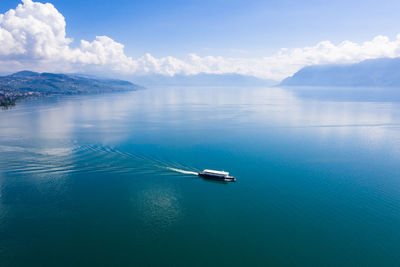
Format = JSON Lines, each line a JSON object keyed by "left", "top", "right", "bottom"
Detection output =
{"left": 0, "top": 86, "right": 400, "bottom": 266}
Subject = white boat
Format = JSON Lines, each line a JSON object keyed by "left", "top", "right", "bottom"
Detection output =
{"left": 198, "top": 169, "right": 236, "bottom": 182}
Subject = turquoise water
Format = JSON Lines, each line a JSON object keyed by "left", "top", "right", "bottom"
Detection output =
{"left": 0, "top": 86, "right": 400, "bottom": 266}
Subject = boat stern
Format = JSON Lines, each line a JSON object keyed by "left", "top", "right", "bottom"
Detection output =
{"left": 225, "top": 176, "right": 236, "bottom": 182}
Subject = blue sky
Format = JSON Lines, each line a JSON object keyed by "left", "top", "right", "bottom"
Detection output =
{"left": 0, "top": 0, "right": 399, "bottom": 79}
{"left": 1, "top": 0, "right": 399, "bottom": 58}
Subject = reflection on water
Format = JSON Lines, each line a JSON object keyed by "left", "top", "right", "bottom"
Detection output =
{"left": 0, "top": 86, "right": 400, "bottom": 266}
{"left": 2, "top": 86, "right": 400, "bottom": 151}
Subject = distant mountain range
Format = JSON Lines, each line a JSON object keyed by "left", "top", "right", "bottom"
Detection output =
{"left": 280, "top": 57, "right": 400, "bottom": 87}
{"left": 0, "top": 71, "right": 142, "bottom": 107}
{"left": 130, "top": 73, "right": 276, "bottom": 87}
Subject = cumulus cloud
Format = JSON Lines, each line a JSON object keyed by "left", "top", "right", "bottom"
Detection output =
{"left": 0, "top": 0, "right": 137, "bottom": 73}
{"left": 1, "top": 0, "right": 400, "bottom": 80}
{"left": 131, "top": 36, "right": 400, "bottom": 79}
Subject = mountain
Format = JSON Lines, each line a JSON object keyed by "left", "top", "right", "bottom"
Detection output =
{"left": 131, "top": 73, "right": 276, "bottom": 87}
{"left": 280, "top": 57, "right": 400, "bottom": 87}
{"left": 0, "top": 71, "right": 142, "bottom": 107}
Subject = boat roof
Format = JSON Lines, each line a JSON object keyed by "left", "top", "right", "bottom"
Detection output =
{"left": 203, "top": 169, "right": 229, "bottom": 176}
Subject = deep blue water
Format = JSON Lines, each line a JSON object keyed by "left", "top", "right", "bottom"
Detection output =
{"left": 0, "top": 86, "right": 400, "bottom": 266}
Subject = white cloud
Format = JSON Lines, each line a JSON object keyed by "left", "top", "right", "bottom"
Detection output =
{"left": 1, "top": 0, "right": 400, "bottom": 80}
{"left": 0, "top": 0, "right": 137, "bottom": 73}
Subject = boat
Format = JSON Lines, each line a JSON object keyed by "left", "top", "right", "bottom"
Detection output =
{"left": 198, "top": 169, "right": 236, "bottom": 182}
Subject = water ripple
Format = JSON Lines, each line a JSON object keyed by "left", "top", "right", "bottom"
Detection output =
{"left": 0, "top": 143, "right": 199, "bottom": 179}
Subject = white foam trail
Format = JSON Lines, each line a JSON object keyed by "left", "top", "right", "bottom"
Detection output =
{"left": 166, "top": 167, "right": 198, "bottom": 175}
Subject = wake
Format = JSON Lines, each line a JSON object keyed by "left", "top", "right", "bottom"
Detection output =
{"left": 166, "top": 167, "right": 198, "bottom": 176}
{"left": 3, "top": 143, "right": 201, "bottom": 178}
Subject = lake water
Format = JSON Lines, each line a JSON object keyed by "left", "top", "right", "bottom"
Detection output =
{"left": 0, "top": 86, "right": 400, "bottom": 266}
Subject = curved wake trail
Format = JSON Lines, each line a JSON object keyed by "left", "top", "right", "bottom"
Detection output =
{"left": 0, "top": 143, "right": 200, "bottom": 178}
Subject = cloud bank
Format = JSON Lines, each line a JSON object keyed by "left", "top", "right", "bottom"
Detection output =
{"left": 1, "top": 0, "right": 400, "bottom": 80}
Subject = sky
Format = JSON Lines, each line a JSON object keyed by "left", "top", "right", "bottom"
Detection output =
{"left": 0, "top": 0, "right": 400, "bottom": 80}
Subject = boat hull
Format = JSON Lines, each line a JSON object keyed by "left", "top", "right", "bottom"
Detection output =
{"left": 198, "top": 172, "right": 236, "bottom": 182}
